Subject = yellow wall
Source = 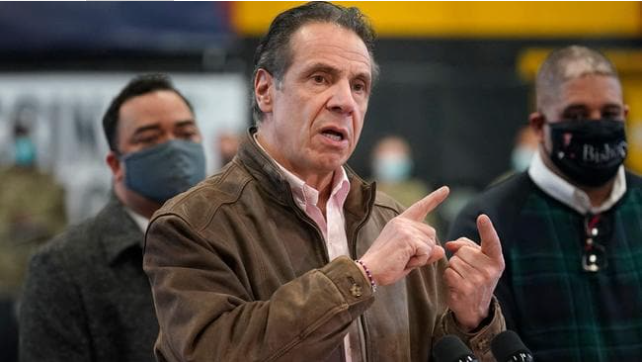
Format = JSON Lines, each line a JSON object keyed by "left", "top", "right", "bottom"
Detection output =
{"left": 232, "top": 2, "right": 641, "bottom": 38}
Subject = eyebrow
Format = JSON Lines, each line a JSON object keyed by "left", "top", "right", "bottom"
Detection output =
{"left": 306, "top": 62, "right": 372, "bottom": 82}
{"left": 132, "top": 124, "right": 161, "bottom": 137}
{"left": 306, "top": 63, "right": 340, "bottom": 77}
{"left": 131, "top": 119, "right": 196, "bottom": 136}
{"left": 562, "top": 103, "right": 622, "bottom": 113}
{"left": 174, "top": 119, "right": 197, "bottom": 128}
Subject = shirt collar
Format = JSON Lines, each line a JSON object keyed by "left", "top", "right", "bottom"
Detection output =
{"left": 124, "top": 207, "right": 149, "bottom": 233}
{"left": 528, "top": 151, "right": 626, "bottom": 214}
{"left": 253, "top": 133, "right": 350, "bottom": 210}
{"left": 99, "top": 196, "right": 145, "bottom": 265}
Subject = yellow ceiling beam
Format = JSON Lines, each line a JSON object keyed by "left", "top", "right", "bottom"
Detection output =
{"left": 232, "top": 2, "right": 642, "bottom": 38}
{"left": 518, "top": 48, "right": 642, "bottom": 81}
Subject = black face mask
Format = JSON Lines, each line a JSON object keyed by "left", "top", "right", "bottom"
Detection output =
{"left": 548, "top": 119, "right": 627, "bottom": 188}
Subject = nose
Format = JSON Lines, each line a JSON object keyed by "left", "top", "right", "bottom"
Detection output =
{"left": 326, "top": 79, "right": 356, "bottom": 115}
{"left": 588, "top": 109, "right": 603, "bottom": 121}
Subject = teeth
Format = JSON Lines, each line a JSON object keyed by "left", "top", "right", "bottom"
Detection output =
{"left": 323, "top": 132, "right": 342, "bottom": 141}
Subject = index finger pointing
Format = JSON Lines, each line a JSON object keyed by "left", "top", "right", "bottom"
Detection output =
{"left": 400, "top": 186, "right": 449, "bottom": 222}
{"left": 477, "top": 214, "right": 503, "bottom": 261}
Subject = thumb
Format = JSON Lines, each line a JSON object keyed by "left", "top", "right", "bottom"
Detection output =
{"left": 400, "top": 186, "right": 449, "bottom": 222}
{"left": 477, "top": 214, "right": 503, "bottom": 260}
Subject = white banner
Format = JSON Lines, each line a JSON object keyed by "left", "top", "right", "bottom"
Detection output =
{"left": 0, "top": 72, "right": 249, "bottom": 223}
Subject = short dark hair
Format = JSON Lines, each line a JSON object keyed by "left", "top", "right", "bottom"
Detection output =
{"left": 251, "top": 1, "right": 378, "bottom": 123}
{"left": 102, "top": 73, "right": 193, "bottom": 153}
{"left": 536, "top": 45, "right": 619, "bottom": 110}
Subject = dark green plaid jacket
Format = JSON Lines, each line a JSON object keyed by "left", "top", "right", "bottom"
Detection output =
{"left": 449, "top": 171, "right": 642, "bottom": 362}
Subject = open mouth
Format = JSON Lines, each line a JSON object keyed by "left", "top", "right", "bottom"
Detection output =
{"left": 320, "top": 127, "right": 347, "bottom": 142}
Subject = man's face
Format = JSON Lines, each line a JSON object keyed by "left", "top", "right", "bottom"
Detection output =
{"left": 117, "top": 90, "right": 201, "bottom": 155}
{"left": 537, "top": 74, "right": 627, "bottom": 150}
{"left": 109, "top": 90, "right": 202, "bottom": 182}
{"left": 256, "top": 22, "right": 373, "bottom": 180}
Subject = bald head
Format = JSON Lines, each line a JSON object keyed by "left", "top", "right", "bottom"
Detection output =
{"left": 536, "top": 45, "right": 619, "bottom": 111}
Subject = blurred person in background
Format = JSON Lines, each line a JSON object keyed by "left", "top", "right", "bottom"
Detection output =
{"left": 491, "top": 125, "right": 540, "bottom": 185}
{"left": 370, "top": 135, "right": 439, "bottom": 228}
{"left": 0, "top": 110, "right": 67, "bottom": 362}
{"left": 449, "top": 45, "right": 642, "bottom": 361}
{"left": 144, "top": 2, "right": 505, "bottom": 362}
{"left": 371, "top": 135, "right": 431, "bottom": 208}
{"left": 510, "top": 125, "right": 539, "bottom": 173}
{"left": 0, "top": 111, "right": 67, "bottom": 298}
{"left": 19, "top": 74, "right": 206, "bottom": 362}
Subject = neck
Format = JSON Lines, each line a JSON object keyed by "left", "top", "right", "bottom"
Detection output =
{"left": 255, "top": 129, "right": 335, "bottom": 213}
{"left": 114, "top": 182, "right": 160, "bottom": 219}
{"left": 581, "top": 180, "right": 615, "bottom": 208}
{"left": 539, "top": 147, "right": 615, "bottom": 208}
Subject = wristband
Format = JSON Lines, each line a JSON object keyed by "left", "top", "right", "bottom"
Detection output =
{"left": 355, "top": 259, "right": 377, "bottom": 293}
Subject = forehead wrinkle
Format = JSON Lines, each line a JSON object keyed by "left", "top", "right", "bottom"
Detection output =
{"left": 292, "top": 23, "right": 372, "bottom": 73}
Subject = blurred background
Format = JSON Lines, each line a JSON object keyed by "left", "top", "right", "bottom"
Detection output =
{"left": 1, "top": 1, "right": 642, "bottom": 227}
{"left": 3, "top": 3, "right": 642, "bottom": 360}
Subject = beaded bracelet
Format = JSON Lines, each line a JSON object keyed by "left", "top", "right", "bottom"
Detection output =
{"left": 355, "top": 259, "right": 377, "bottom": 293}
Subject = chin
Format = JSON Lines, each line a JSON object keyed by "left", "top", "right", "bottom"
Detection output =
{"left": 311, "top": 158, "right": 340, "bottom": 171}
{"left": 309, "top": 151, "right": 350, "bottom": 172}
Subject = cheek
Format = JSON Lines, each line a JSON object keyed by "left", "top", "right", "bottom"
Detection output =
{"left": 542, "top": 128, "right": 553, "bottom": 151}
{"left": 352, "top": 115, "right": 365, "bottom": 142}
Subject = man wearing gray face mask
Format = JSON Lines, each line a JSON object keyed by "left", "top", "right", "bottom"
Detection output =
{"left": 19, "top": 74, "right": 206, "bottom": 362}
{"left": 449, "top": 46, "right": 642, "bottom": 361}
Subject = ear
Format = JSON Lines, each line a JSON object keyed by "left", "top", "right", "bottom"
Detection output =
{"left": 106, "top": 151, "right": 124, "bottom": 182}
{"left": 254, "top": 69, "right": 275, "bottom": 115}
{"left": 529, "top": 112, "right": 546, "bottom": 143}
{"left": 624, "top": 104, "right": 630, "bottom": 118}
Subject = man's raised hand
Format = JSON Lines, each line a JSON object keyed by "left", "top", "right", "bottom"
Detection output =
{"left": 358, "top": 186, "right": 449, "bottom": 286}
{"left": 444, "top": 214, "right": 505, "bottom": 331}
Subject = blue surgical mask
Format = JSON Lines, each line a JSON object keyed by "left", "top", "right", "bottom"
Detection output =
{"left": 373, "top": 154, "right": 412, "bottom": 183}
{"left": 14, "top": 136, "right": 36, "bottom": 167}
{"left": 122, "top": 140, "right": 206, "bottom": 204}
{"left": 510, "top": 146, "right": 535, "bottom": 172}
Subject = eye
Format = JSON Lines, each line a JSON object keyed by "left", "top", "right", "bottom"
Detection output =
{"left": 136, "top": 134, "right": 160, "bottom": 146}
{"left": 562, "top": 110, "right": 587, "bottom": 121}
{"left": 352, "top": 82, "right": 366, "bottom": 93}
{"left": 312, "top": 74, "right": 326, "bottom": 85}
{"left": 177, "top": 130, "right": 198, "bottom": 140}
{"left": 602, "top": 109, "right": 621, "bottom": 120}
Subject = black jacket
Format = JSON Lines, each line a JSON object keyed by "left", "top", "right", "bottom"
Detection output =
{"left": 19, "top": 196, "right": 158, "bottom": 362}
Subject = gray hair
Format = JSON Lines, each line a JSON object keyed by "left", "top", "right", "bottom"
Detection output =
{"left": 251, "top": 1, "right": 379, "bottom": 124}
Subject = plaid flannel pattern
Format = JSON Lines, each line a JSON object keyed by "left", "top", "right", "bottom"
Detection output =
{"left": 449, "top": 173, "right": 642, "bottom": 362}
{"left": 509, "top": 189, "right": 642, "bottom": 361}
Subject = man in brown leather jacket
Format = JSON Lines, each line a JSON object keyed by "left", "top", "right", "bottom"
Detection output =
{"left": 144, "top": 2, "right": 506, "bottom": 361}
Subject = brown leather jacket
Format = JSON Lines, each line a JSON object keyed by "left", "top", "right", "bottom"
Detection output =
{"left": 143, "top": 128, "right": 504, "bottom": 362}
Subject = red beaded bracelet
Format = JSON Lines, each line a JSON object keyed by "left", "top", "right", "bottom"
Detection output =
{"left": 355, "top": 259, "right": 377, "bottom": 293}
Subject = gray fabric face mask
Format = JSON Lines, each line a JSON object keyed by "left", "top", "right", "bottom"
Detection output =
{"left": 122, "top": 140, "right": 206, "bottom": 204}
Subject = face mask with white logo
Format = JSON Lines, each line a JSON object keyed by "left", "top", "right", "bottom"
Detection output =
{"left": 548, "top": 119, "right": 627, "bottom": 187}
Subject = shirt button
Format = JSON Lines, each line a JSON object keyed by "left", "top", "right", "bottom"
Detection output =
{"left": 350, "top": 283, "right": 363, "bottom": 298}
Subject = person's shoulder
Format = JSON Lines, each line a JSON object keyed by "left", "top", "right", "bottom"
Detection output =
{"left": 449, "top": 173, "right": 535, "bottom": 242}
{"left": 29, "top": 212, "right": 103, "bottom": 271}
{"left": 155, "top": 161, "right": 255, "bottom": 228}
{"left": 625, "top": 170, "right": 642, "bottom": 189}
{"left": 467, "top": 172, "right": 534, "bottom": 211}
